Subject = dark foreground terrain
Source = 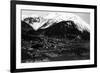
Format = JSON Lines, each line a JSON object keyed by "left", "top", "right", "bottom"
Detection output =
{"left": 21, "top": 35, "right": 90, "bottom": 63}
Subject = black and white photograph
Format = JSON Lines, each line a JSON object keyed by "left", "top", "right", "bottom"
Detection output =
{"left": 21, "top": 10, "right": 90, "bottom": 63}
{"left": 11, "top": 1, "right": 97, "bottom": 72}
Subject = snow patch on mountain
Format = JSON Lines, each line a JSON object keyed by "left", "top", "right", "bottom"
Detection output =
{"left": 41, "top": 12, "right": 90, "bottom": 32}
{"left": 22, "top": 12, "right": 90, "bottom": 32}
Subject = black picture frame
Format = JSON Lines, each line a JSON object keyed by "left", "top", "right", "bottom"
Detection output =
{"left": 10, "top": 0, "right": 97, "bottom": 73}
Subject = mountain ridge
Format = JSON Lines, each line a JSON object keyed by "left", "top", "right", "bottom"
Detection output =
{"left": 22, "top": 12, "right": 90, "bottom": 32}
{"left": 21, "top": 19, "right": 90, "bottom": 41}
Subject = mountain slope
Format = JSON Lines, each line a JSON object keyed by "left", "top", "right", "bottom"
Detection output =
{"left": 22, "top": 12, "right": 90, "bottom": 32}
{"left": 22, "top": 20, "right": 90, "bottom": 41}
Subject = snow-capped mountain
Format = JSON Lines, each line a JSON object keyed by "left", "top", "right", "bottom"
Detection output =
{"left": 22, "top": 12, "right": 90, "bottom": 32}
{"left": 22, "top": 12, "right": 90, "bottom": 41}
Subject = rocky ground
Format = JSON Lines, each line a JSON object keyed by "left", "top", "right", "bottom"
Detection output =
{"left": 21, "top": 35, "right": 90, "bottom": 63}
